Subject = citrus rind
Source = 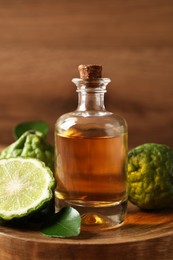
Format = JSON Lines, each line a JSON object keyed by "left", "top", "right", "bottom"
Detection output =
{"left": 128, "top": 143, "right": 173, "bottom": 210}
{"left": 0, "top": 158, "right": 55, "bottom": 220}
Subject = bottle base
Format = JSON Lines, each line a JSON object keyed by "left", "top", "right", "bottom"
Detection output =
{"left": 55, "top": 197, "right": 127, "bottom": 232}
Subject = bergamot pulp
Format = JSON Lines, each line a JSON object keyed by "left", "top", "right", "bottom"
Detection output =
{"left": 0, "top": 158, "right": 55, "bottom": 220}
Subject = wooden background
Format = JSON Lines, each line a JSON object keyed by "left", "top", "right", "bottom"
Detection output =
{"left": 0, "top": 0, "right": 172, "bottom": 148}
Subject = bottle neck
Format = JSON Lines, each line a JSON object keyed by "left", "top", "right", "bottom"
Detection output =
{"left": 72, "top": 78, "right": 111, "bottom": 112}
{"left": 77, "top": 91, "right": 106, "bottom": 111}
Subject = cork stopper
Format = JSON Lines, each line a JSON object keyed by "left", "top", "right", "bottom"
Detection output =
{"left": 78, "top": 64, "right": 102, "bottom": 79}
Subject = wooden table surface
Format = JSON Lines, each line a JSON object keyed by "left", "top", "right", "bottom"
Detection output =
{"left": 0, "top": 0, "right": 172, "bottom": 148}
{"left": 1, "top": 203, "right": 173, "bottom": 260}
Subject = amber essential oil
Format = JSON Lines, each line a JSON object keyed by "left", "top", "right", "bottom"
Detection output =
{"left": 55, "top": 65, "right": 128, "bottom": 231}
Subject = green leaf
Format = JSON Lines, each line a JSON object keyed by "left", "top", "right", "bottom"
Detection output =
{"left": 13, "top": 121, "right": 49, "bottom": 139}
{"left": 41, "top": 207, "right": 81, "bottom": 238}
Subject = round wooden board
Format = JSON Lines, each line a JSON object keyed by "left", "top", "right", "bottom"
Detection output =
{"left": 0, "top": 203, "right": 173, "bottom": 260}
{"left": 0, "top": 142, "right": 173, "bottom": 260}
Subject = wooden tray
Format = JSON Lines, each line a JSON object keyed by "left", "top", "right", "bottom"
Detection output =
{"left": 0, "top": 142, "right": 173, "bottom": 260}
{"left": 0, "top": 203, "right": 173, "bottom": 260}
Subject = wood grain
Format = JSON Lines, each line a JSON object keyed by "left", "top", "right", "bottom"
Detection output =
{"left": 1, "top": 139, "right": 173, "bottom": 259}
{"left": 0, "top": 203, "right": 173, "bottom": 260}
{"left": 0, "top": 0, "right": 172, "bottom": 149}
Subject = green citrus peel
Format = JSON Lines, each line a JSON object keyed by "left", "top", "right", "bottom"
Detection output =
{"left": 128, "top": 143, "right": 173, "bottom": 210}
{"left": 0, "top": 131, "right": 54, "bottom": 171}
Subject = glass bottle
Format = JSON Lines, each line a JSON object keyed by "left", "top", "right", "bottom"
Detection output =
{"left": 55, "top": 65, "right": 128, "bottom": 231}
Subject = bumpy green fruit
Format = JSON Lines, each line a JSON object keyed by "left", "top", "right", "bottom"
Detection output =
{"left": 128, "top": 143, "right": 173, "bottom": 210}
{"left": 0, "top": 131, "right": 54, "bottom": 171}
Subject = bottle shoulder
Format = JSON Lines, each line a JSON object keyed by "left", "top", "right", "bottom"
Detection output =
{"left": 55, "top": 111, "right": 127, "bottom": 137}
{"left": 57, "top": 110, "right": 123, "bottom": 117}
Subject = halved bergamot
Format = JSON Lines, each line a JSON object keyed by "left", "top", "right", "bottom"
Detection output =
{"left": 0, "top": 157, "right": 55, "bottom": 220}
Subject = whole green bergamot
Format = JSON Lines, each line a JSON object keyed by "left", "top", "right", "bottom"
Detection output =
{"left": 128, "top": 143, "right": 173, "bottom": 210}
{"left": 0, "top": 131, "right": 54, "bottom": 171}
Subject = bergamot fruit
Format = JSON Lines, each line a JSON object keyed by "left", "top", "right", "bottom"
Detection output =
{"left": 0, "top": 131, "right": 54, "bottom": 171}
{"left": 0, "top": 157, "right": 55, "bottom": 220}
{"left": 128, "top": 143, "right": 173, "bottom": 210}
